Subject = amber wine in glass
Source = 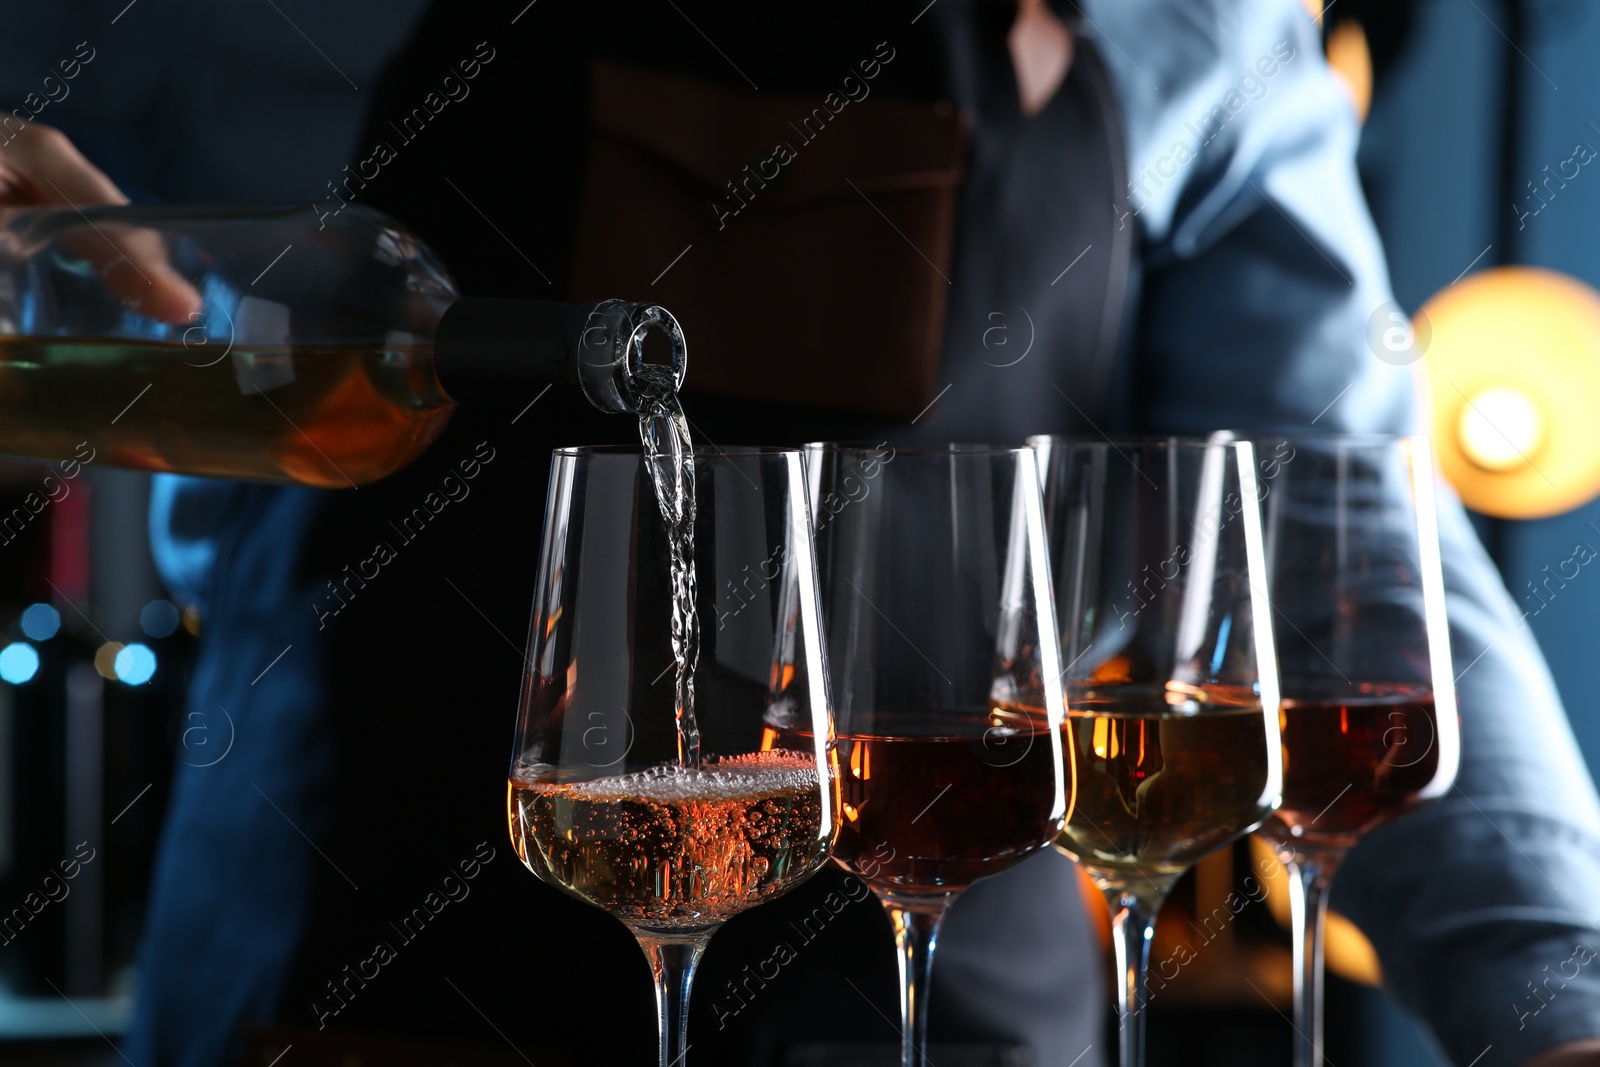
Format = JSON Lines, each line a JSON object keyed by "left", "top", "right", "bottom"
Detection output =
{"left": 1032, "top": 435, "right": 1283, "bottom": 1067}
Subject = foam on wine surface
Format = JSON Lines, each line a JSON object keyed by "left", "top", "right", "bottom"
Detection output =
{"left": 551, "top": 757, "right": 823, "bottom": 802}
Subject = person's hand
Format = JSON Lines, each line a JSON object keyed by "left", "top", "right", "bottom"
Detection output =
{"left": 0, "top": 121, "right": 201, "bottom": 322}
{"left": 1526, "top": 1038, "right": 1600, "bottom": 1066}
{"left": 0, "top": 120, "right": 127, "bottom": 207}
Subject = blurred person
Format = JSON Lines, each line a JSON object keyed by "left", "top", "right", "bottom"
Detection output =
{"left": 4, "top": 1, "right": 1600, "bottom": 1065}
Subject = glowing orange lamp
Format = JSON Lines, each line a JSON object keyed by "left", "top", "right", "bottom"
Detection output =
{"left": 1419, "top": 267, "right": 1600, "bottom": 519}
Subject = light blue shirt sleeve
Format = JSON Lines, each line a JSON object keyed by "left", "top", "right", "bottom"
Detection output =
{"left": 1080, "top": 1, "right": 1600, "bottom": 1062}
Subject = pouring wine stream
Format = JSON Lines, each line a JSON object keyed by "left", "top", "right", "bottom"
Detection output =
{"left": 636, "top": 372, "right": 702, "bottom": 769}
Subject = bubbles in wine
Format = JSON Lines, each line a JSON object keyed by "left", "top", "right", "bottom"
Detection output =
{"left": 508, "top": 754, "right": 830, "bottom": 931}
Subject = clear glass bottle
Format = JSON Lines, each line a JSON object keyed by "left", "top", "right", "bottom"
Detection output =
{"left": 0, "top": 203, "right": 684, "bottom": 487}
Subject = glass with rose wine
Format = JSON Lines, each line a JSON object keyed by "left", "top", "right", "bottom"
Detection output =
{"left": 769, "top": 443, "right": 1069, "bottom": 1067}
{"left": 506, "top": 445, "right": 837, "bottom": 1067}
{"left": 1031, "top": 435, "right": 1284, "bottom": 1067}
{"left": 1252, "top": 435, "right": 1459, "bottom": 1067}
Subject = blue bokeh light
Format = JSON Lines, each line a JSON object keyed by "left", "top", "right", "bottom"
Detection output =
{"left": 0, "top": 643, "right": 40, "bottom": 684}
{"left": 114, "top": 643, "right": 158, "bottom": 686}
{"left": 20, "top": 603, "right": 60, "bottom": 641}
{"left": 140, "top": 600, "right": 181, "bottom": 639}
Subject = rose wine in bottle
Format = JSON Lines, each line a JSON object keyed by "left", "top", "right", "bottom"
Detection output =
{"left": 0, "top": 204, "right": 686, "bottom": 487}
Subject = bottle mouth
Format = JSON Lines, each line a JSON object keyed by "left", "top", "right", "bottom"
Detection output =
{"left": 574, "top": 300, "right": 687, "bottom": 414}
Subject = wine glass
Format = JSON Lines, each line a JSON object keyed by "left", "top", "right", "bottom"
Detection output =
{"left": 1030, "top": 434, "right": 1283, "bottom": 1067}
{"left": 507, "top": 445, "right": 837, "bottom": 1067}
{"left": 777, "top": 443, "right": 1069, "bottom": 1067}
{"left": 1250, "top": 434, "right": 1459, "bottom": 1067}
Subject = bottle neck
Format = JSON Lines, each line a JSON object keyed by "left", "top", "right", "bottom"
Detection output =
{"left": 431, "top": 298, "right": 686, "bottom": 415}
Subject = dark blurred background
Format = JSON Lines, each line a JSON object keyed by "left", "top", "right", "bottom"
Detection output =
{"left": 1, "top": 0, "right": 1597, "bottom": 1064}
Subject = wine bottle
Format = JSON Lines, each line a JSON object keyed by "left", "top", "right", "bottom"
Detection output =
{"left": 0, "top": 203, "right": 685, "bottom": 488}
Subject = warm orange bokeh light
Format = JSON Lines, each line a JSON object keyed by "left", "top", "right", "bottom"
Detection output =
{"left": 1326, "top": 20, "right": 1373, "bottom": 123}
{"left": 1420, "top": 267, "right": 1600, "bottom": 519}
{"left": 1250, "top": 837, "right": 1382, "bottom": 986}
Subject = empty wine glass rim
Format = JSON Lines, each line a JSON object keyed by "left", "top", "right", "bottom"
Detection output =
{"left": 804, "top": 440, "right": 1031, "bottom": 456}
{"left": 1230, "top": 430, "right": 1428, "bottom": 446}
{"left": 551, "top": 443, "right": 802, "bottom": 457}
{"left": 1024, "top": 433, "right": 1251, "bottom": 450}
{"left": 1026, "top": 431, "right": 1426, "bottom": 447}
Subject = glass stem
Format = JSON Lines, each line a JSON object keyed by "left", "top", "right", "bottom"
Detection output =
{"left": 883, "top": 897, "right": 951, "bottom": 1067}
{"left": 1288, "top": 850, "right": 1343, "bottom": 1067}
{"left": 1106, "top": 885, "right": 1171, "bottom": 1067}
{"left": 637, "top": 932, "right": 711, "bottom": 1067}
